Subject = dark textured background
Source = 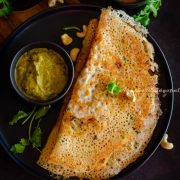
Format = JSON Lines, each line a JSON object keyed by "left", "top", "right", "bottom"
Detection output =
{"left": 0, "top": 0, "right": 180, "bottom": 179}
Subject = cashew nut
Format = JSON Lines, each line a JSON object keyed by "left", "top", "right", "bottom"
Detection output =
{"left": 76, "top": 25, "right": 87, "bottom": 38}
{"left": 125, "top": 89, "right": 136, "bottom": 102}
{"left": 70, "top": 48, "right": 80, "bottom": 62}
{"left": 48, "top": 0, "right": 64, "bottom": 7}
{"left": 60, "top": 33, "right": 73, "bottom": 46}
{"left": 161, "top": 133, "right": 174, "bottom": 150}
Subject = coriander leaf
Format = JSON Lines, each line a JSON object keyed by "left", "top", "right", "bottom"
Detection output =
{"left": 134, "top": 14, "right": 150, "bottom": 27}
{"left": 9, "top": 111, "right": 28, "bottom": 126}
{"left": 113, "top": 86, "right": 121, "bottom": 94}
{"left": 10, "top": 144, "right": 25, "bottom": 154}
{"left": 31, "top": 126, "right": 42, "bottom": 148}
{"left": 106, "top": 82, "right": 121, "bottom": 96}
{"left": 35, "top": 105, "right": 51, "bottom": 120}
{"left": 0, "top": 0, "right": 12, "bottom": 17}
{"left": 149, "top": 3, "right": 158, "bottom": 17}
{"left": 20, "top": 138, "right": 29, "bottom": 146}
{"left": 63, "top": 26, "right": 80, "bottom": 31}
{"left": 133, "top": 0, "right": 162, "bottom": 27}
{"left": 10, "top": 138, "right": 29, "bottom": 154}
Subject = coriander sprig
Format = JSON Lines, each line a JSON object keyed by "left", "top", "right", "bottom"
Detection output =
{"left": 0, "top": 0, "right": 12, "bottom": 17}
{"left": 133, "top": 0, "right": 162, "bottom": 26}
{"left": 10, "top": 105, "right": 51, "bottom": 154}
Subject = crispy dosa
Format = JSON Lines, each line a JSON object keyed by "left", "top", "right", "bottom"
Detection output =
{"left": 38, "top": 7, "right": 160, "bottom": 179}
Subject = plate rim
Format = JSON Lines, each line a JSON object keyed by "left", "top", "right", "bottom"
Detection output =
{"left": 0, "top": 4, "right": 174, "bottom": 180}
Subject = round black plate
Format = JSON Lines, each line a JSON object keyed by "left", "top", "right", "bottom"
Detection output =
{"left": 0, "top": 4, "right": 173, "bottom": 180}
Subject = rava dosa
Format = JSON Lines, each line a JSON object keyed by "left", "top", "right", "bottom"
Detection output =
{"left": 38, "top": 7, "right": 161, "bottom": 180}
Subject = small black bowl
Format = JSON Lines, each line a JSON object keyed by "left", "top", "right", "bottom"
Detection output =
{"left": 113, "top": 0, "right": 146, "bottom": 9}
{"left": 10, "top": 41, "right": 74, "bottom": 105}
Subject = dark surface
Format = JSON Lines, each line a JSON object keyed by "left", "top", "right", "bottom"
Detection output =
{"left": 112, "top": 0, "right": 146, "bottom": 9}
{"left": 10, "top": 0, "right": 42, "bottom": 11}
{"left": 0, "top": 5, "right": 173, "bottom": 180}
{"left": 0, "top": 1, "right": 180, "bottom": 180}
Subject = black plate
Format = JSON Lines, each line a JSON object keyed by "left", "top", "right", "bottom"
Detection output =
{"left": 0, "top": 4, "right": 173, "bottom": 180}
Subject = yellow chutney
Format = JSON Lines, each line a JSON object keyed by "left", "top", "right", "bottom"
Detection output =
{"left": 15, "top": 48, "right": 68, "bottom": 101}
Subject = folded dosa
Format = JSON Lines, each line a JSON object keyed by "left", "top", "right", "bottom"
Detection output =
{"left": 38, "top": 7, "right": 160, "bottom": 179}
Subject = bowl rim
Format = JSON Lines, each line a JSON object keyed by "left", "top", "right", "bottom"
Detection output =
{"left": 10, "top": 41, "right": 74, "bottom": 105}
